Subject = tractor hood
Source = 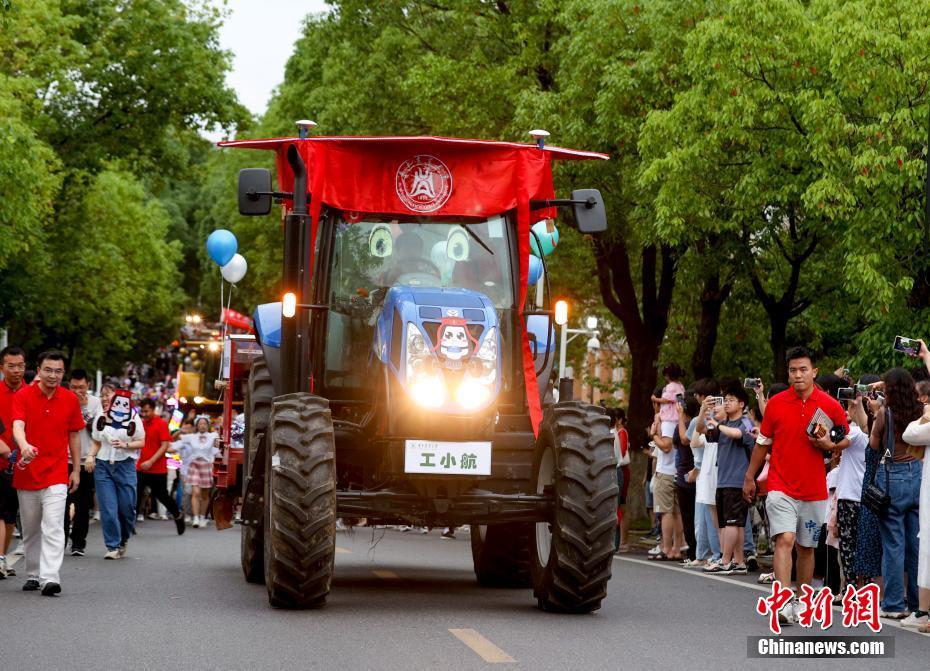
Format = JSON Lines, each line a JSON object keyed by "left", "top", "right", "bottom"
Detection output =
{"left": 376, "top": 286, "right": 501, "bottom": 414}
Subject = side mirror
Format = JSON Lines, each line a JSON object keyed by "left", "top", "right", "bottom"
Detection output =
{"left": 238, "top": 168, "right": 273, "bottom": 216}
{"left": 528, "top": 332, "right": 539, "bottom": 358}
{"left": 572, "top": 189, "right": 607, "bottom": 233}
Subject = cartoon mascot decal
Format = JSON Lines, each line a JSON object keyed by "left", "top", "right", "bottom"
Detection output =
{"left": 433, "top": 316, "right": 479, "bottom": 363}
{"left": 94, "top": 390, "right": 137, "bottom": 463}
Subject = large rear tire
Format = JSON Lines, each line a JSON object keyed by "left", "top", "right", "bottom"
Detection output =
{"left": 530, "top": 402, "right": 617, "bottom": 613}
{"left": 241, "top": 356, "right": 272, "bottom": 584}
{"left": 264, "top": 392, "right": 337, "bottom": 608}
{"left": 470, "top": 523, "right": 532, "bottom": 587}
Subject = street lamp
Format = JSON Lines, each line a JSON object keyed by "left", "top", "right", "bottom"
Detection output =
{"left": 555, "top": 303, "right": 600, "bottom": 403}
{"left": 586, "top": 333, "right": 601, "bottom": 403}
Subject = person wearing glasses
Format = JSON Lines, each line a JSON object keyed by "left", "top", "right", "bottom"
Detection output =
{"left": 10, "top": 351, "right": 84, "bottom": 596}
{"left": 0, "top": 346, "right": 28, "bottom": 579}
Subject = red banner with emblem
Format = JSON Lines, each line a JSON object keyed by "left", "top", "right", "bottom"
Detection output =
{"left": 219, "top": 136, "right": 607, "bottom": 435}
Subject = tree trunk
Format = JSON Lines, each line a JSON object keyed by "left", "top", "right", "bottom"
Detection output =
{"left": 769, "top": 315, "right": 788, "bottom": 383}
{"left": 593, "top": 233, "right": 679, "bottom": 526}
{"left": 690, "top": 270, "right": 731, "bottom": 380}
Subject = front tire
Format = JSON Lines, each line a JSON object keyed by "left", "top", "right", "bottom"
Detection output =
{"left": 264, "top": 393, "right": 337, "bottom": 608}
{"left": 530, "top": 402, "right": 617, "bottom": 613}
{"left": 241, "top": 356, "right": 273, "bottom": 584}
{"left": 470, "top": 523, "right": 532, "bottom": 587}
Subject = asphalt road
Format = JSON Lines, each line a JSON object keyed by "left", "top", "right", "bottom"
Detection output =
{"left": 2, "top": 521, "right": 926, "bottom": 670}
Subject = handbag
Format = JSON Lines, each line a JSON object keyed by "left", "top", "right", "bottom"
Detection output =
{"left": 861, "top": 408, "right": 892, "bottom": 517}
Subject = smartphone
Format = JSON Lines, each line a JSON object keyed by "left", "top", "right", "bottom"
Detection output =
{"left": 837, "top": 387, "right": 856, "bottom": 402}
{"left": 893, "top": 335, "right": 920, "bottom": 356}
{"left": 743, "top": 378, "right": 761, "bottom": 389}
{"left": 675, "top": 393, "right": 684, "bottom": 406}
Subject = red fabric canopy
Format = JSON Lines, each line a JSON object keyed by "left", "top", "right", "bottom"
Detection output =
{"left": 219, "top": 135, "right": 608, "bottom": 435}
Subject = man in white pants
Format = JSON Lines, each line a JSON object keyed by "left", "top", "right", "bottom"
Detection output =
{"left": 12, "top": 351, "right": 83, "bottom": 596}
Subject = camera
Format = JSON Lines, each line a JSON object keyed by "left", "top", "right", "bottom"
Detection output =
{"left": 743, "top": 378, "right": 761, "bottom": 389}
{"left": 837, "top": 387, "right": 856, "bottom": 402}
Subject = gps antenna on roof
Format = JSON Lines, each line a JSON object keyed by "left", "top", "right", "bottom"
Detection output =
{"left": 296, "top": 119, "right": 317, "bottom": 140}
{"left": 529, "top": 129, "right": 550, "bottom": 149}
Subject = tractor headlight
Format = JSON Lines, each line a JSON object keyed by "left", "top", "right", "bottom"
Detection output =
{"left": 473, "top": 327, "right": 498, "bottom": 385}
{"left": 457, "top": 328, "right": 498, "bottom": 409}
{"left": 456, "top": 377, "right": 491, "bottom": 409}
{"left": 406, "top": 323, "right": 445, "bottom": 408}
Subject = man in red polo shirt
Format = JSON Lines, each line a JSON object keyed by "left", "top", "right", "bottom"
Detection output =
{"left": 743, "top": 346, "right": 849, "bottom": 624}
{"left": 134, "top": 398, "right": 185, "bottom": 535}
{"left": 0, "top": 345, "right": 28, "bottom": 578}
{"left": 11, "top": 350, "right": 84, "bottom": 596}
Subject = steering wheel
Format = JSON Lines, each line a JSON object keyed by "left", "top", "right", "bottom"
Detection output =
{"left": 386, "top": 257, "right": 442, "bottom": 285}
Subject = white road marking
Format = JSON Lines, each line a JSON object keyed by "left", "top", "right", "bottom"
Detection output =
{"left": 449, "top": 628, "right": 516, "bottom": 663}
{"left": 615, "top": 555, "right": 769, "bottom": 593}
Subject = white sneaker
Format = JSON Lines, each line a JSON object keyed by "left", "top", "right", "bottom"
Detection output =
{"left": 93, "top": 511, "right": 101, "bottom": 521}
{"left": 900, "top": 611, "right": 929, "bottom": 628}
{"left": 136, "top": 514, "right": 144, "bottom": 523}
{"left": 777, "top": 598, "right": 798, "bottom": 626}
{"left": 880, "top": 609, "right": 911, "bottom": 620}
{"left": 117, "top": 543, "right": 127, "bottom": 558}
{"left": 647, "top": 544, "right": 662, "bottom": 556}
{"left": 193, "top": 517, "right": 201, "bottom": 528}
{"left": 336, "top": 519, "right": 346, "bottom": 531}
{"left": 185, "top": 515, "right": 192, "bottom": 525}
{"left": 104, "top": 549, "right": 120, "bottom": 560}
{"left": 12, "top": 542, "right": 24, "bottom": 556}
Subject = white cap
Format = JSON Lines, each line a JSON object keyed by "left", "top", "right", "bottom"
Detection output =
{"left": 529, "top": 129, "right": 550, "bottom": 140}
{"left": 296, "top": 119, "right": 317, "bottom": 129}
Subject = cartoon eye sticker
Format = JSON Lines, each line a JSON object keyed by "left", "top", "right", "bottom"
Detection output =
{"left": 369, "top": 224, "right": 393, "bottom": 258}
{"left": 446, "top": 226, "right": 469, "bottom": 261}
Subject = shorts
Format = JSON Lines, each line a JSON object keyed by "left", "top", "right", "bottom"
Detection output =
{"left": 765, "top": 490, "right": 827, "bottom": 548}
{"left": 186, "top": 460, "right": 214, "bottom": 489}
{"left": 0, "top": 472, "right": 18, "bottom": 524}
{"left": 660, "top": 421, "right": 677, "bottom": 438}
{"left": 653, "top": 473, "right": 679, "bottom": 514}
{"left": 715, "top": 487, "right": 749, "bottom": 528}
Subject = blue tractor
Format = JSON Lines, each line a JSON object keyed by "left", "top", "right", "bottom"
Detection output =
{"left": 222, "top": 128, "right": 617, "bottom": 612}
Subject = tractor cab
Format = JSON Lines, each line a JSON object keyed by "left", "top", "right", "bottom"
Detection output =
{"left": 218, "top": 128, "right": 617, "bottom": 614}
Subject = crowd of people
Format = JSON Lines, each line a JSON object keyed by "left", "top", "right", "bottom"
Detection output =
{"left": 0, "top": 346, "right": 225, "bottom": 595}
{"left": 610, "top": 345, "right": 930, "bottom": 632}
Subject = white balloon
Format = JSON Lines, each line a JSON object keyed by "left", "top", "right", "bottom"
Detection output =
{"left": 221, "top": 254, "right": 248, "bottom": 284}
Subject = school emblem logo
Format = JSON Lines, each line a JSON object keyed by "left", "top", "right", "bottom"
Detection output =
{"left": 395, "top": 155, "right": 452, "bottom": 213}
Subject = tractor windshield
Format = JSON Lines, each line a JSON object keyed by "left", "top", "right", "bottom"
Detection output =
{"left": 323, "top": 213, "right": 515, "bottom": 393}
{"left": 329, "top": 215, "right": 513, "bottom": 308}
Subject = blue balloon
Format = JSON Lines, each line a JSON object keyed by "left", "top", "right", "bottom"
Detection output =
{"left": 527, "top": 255, "right": 543, "bottom": 286}
{"left": 207, "top": 229, "right": 238, "bottom": 267}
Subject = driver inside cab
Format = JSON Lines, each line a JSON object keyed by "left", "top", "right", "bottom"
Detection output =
{"left": 380, "top": 231, "right": 440, "bottom": 287}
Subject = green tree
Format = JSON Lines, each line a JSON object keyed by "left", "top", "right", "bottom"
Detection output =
{"left": 640, "top": 0, "right": 930, "bottom": 380}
